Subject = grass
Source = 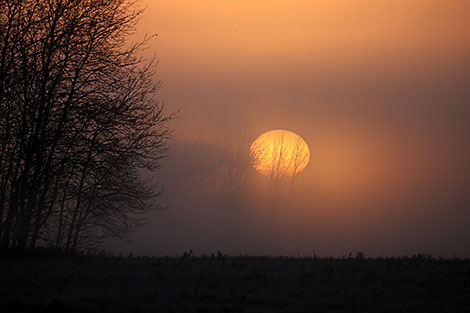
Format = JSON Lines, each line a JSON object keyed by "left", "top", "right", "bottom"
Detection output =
{"left": 1, "top": 253, "right": 469, "bottom": 312}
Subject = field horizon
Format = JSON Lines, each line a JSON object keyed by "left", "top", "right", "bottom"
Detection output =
{"left": 1, "top": 253, "right": 469, "bottom": 313}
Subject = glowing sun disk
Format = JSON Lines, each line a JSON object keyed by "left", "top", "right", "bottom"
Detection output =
{"left": 250, "top": 129, "right": 310, "bottom": 177}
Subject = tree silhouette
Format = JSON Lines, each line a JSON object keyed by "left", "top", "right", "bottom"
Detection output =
{"left": 0, "top": 0, "right": 172, "bottom": 251}
{"left": 249, "top": 130, "right": 310, "bottom": 199}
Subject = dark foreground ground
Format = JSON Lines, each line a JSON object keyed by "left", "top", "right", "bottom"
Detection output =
{"left": 1, "top": 255, "right": 469, "bottom": 313}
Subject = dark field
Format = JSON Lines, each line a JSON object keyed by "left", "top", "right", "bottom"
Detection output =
{"left": 1, "top": 255, "right": 469, "bottom": 313}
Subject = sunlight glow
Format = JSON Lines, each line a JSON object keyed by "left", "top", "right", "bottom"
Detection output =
{"left": 250, "top": 129, "right": 310, "bottom": 177}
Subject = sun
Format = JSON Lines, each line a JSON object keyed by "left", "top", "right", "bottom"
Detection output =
{"left": 250, "top": 129, "right": 310, "bottom": 177}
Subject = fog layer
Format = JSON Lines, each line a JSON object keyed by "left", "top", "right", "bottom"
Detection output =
{"left": 115, "top": 0, "right": 469, "bottom": 257}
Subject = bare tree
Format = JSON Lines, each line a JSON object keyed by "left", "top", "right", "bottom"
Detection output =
{"left": 289, "top": 134, "right": 310, "bottom": 190}
{"left": 250, "top": 131, "right": 309, "bottom": 195}
{"left": 0, "top": 0, "right": 172, "bottom": 252}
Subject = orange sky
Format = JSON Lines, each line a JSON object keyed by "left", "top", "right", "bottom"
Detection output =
{"left": 117, "top": 0, "right": 470, "bottom": 257}
{"left": 141, "top": 0, "right": 468, "bottom": 66}
{"left": 135, "top": 0, "right": 469, "bottom": 138}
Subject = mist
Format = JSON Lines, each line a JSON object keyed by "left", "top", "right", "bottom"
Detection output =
{"left": 113, "top": 0, "right": 469, "bottom": 257}
{"left": 116, "top": 122, "right": 469, "bottom": 257}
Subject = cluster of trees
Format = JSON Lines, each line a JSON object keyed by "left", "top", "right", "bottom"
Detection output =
{"left": 0, "top": 0, "right": 171, "bottom": 251}
{"left": 165, "top": 131, "right": 310, "bottom": 204}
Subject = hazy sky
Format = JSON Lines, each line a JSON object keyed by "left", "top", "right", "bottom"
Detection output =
{"left": 116, "top": 0, "right": 469, "bottom": 257}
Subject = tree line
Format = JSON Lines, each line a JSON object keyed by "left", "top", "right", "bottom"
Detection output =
{"left": 0, "top": 0, "right": 172, "bottom": 252}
